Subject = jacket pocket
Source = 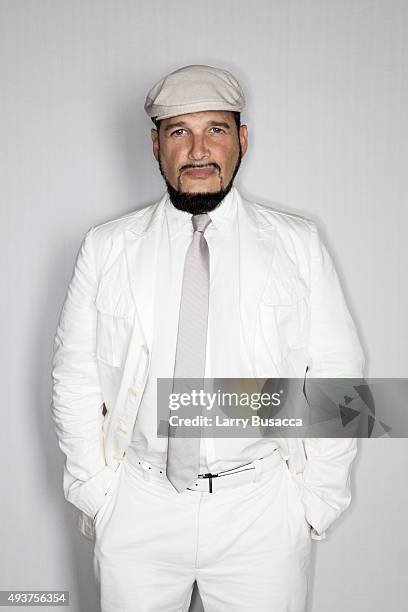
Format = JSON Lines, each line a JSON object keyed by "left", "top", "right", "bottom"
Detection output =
{"left": 258, "top": 277, "right": 310, "bottom": 364}
{"left": 95, "top": 286, "right": 135, "bottom": 367}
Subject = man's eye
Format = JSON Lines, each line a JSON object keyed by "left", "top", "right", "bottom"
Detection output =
{"left": 210, "top": 127, "right": 224, "bottom": 134}
{"left": 171, "top": 129, "right": 186, "bottom": 136}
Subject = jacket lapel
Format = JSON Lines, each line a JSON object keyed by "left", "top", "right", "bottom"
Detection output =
{"left": 237, "top": 191, "right": 277, "bottom": 372}
{"left": 123, "top": 193, "right": 167, "bottom": 353}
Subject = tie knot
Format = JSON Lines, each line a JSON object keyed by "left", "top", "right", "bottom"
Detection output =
{"left": 192, "top": 213, "right": 211, "bottom": 234}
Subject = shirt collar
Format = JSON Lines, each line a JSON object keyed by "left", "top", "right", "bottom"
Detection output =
{"left": 164, "top": 194, "right": 191, "bottom": 238}
{"left": 164, "top": 186, "right": 238, "bottom": 236}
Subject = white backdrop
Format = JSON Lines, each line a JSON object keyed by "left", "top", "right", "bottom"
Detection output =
{"left": 1, "top": 1, "right": 407, "bottom": 610}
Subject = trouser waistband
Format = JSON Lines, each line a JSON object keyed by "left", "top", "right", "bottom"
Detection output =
{"left": 125, "top": 447, "right": 286, "bottom": 493}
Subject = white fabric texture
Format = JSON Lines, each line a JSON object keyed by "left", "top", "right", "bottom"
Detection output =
{"left": 93, "top": 450, "right": 312, "bottom": 612}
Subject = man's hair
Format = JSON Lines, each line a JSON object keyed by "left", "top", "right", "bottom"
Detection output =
{"left": 152, "top": 111, "right": 241, "bottom": 136}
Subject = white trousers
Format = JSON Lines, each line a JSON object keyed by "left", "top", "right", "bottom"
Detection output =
{"left": 93, "top": 450, "right": 312, "bottom": 612}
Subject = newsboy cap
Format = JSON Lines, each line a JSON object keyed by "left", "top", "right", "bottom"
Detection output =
{"left": 144, "top": 64, "right": 245, "bottom": 121}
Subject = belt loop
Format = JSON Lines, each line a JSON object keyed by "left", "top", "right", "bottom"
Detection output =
{"left": 252, "top": 458, "right": 263, "bottom": 482}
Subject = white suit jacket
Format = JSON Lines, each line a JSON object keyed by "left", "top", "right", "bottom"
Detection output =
{"left": 51, "top": 187, "right": 365, "bottom": 541}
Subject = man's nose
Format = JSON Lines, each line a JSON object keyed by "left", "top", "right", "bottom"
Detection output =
{"left": 188, "top": 134, "right": 210, "bottom": 161}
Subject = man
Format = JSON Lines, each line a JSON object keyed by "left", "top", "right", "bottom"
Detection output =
{"left": 51, "top": 65, "right": 365, "bottom": 612}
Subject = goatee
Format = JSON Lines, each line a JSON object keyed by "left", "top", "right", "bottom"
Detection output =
{"left": 158, "top": 146, "right": 242, "bottom": 215}
{"left": 164, "top": 180, "right": 234, "bottom": 215}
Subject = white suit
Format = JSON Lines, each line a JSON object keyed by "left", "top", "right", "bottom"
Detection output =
{"left": 51, "top": 186, "right": 364, "bottom": 548}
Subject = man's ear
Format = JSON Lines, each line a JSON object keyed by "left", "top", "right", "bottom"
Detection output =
{"left": 239, "top": 124, "right": 248, "bottom": 157}
{"left": 151, "top": 128, "right": 159, "bottom": 161}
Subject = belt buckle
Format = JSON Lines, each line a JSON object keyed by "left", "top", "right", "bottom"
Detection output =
{"left": 199, "top": 472, "right": 219, "bottom": 493}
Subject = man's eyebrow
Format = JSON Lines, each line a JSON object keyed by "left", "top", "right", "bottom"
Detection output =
{"left": 163, "top": 120, "right": 232, "bottom": 132}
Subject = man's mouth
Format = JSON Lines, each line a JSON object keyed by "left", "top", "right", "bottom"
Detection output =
{"left": 182, "top": 166, "right": 216, "bottom": 178}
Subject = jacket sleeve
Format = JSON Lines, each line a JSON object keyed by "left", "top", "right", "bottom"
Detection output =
{"left": 298, "top": 221, "right": 365, "bottom": 539}
{"left": 51, "top": 227, "right": 117, "bottom": 518}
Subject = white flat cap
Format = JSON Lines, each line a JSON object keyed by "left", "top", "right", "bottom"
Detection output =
{"left": 144, "top": 64, "right": 245, "bottom": 121}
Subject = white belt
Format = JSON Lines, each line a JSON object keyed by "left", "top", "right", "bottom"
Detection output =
{"left": 126, "top": 448, "right": 285, "bottom": 493}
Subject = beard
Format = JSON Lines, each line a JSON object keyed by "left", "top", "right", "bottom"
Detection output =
{"left": 157, "top": 144, "right": 242, "bottom": 215}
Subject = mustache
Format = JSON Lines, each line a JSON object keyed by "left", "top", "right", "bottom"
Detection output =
{"left": 179, "top": 162, "right": 221, "bottom": 173}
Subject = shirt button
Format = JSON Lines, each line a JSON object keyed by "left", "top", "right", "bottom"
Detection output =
{"left": 141, "top": 344, "right": 149, "bottom": 354}
{"left": 128, "top": 386, "right": 138, "bottom": 396}
{"left": 118, "top": 423, "right": 128, "bottom": 433}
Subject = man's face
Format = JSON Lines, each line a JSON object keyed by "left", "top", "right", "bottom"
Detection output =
{"left": 151, "top": 110, "right": 248, "bottom": 213}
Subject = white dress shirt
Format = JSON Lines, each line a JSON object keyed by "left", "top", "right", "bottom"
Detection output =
{"left": 128, "top": 188, "right": 281, "bottom": 474}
